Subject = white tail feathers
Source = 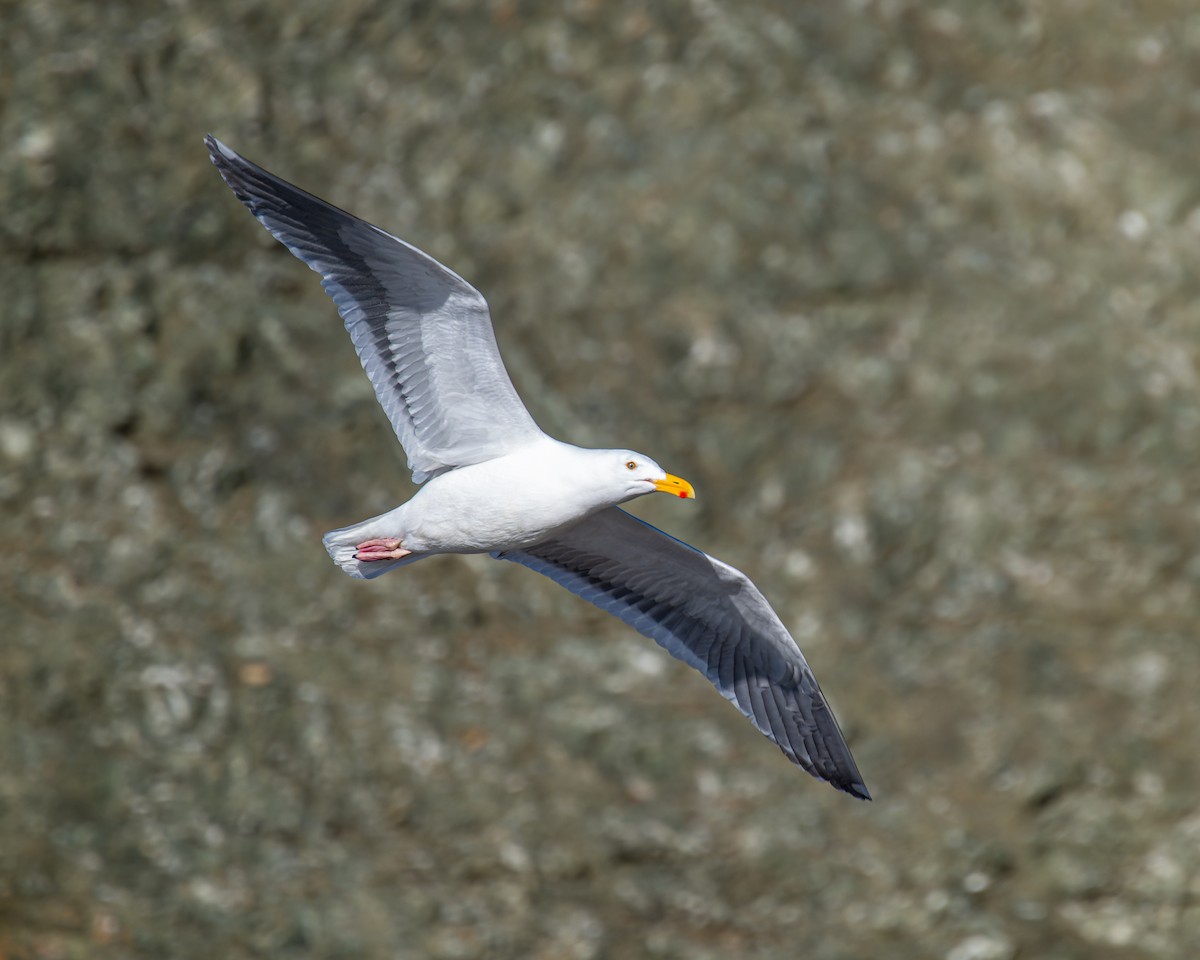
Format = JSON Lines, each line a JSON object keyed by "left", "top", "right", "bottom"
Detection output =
{"left": 322, "top": 512, "right": 424, "bottom": 580}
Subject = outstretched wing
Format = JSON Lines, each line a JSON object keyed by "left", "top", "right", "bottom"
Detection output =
{"left": 495, "top": 507, "right": 870, "bottom": 799}
{"left": 206, "top": 136, "right": 544, "bottom": 483}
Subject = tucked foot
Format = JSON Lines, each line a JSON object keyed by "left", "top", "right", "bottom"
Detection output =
{"left": 354, "top": 538, "right": 413, "bottom": 562}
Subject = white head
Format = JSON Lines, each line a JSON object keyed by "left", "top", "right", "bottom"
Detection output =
{"left": 598, "top": 449, "right": 697, "bottom": 505}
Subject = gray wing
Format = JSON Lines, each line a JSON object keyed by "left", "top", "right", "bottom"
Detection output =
{"left": 205, "top": 136, "right": 543, "bottom": 483}
{"left": 494, "top": 508, "right": 870, "bottom": 799}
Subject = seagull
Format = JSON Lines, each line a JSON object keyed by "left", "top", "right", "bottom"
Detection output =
{"left": 205, "top": 135, "right": 870, "bottom": 800}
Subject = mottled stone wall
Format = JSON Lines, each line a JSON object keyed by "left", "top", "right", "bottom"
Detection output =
{"left": 3, "top": 2, "right": 1200, "bottom": 958}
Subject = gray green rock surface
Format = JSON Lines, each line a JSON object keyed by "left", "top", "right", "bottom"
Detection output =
{"left": 3, "top": 1, "right": 1200, "bottom": 957}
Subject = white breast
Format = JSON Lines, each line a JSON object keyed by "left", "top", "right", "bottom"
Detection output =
{"left": 396, "top": 439, "right": 610, "bottom": 554}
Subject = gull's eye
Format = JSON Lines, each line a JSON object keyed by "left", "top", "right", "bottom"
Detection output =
{"left": 626, "top": 460, "right": 637, "bottom": 471}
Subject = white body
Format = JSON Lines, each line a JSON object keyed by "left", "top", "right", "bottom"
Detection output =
{"left": 323, "top": 438, "right": 653, "bottom": 578}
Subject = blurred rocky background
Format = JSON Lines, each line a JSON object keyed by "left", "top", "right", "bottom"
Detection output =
{"left": 4, "top": 1, "right": 1200, "bottom": 957}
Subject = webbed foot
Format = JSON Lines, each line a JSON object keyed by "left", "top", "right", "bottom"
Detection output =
{"left": 354, "top": 538, "right": 413, "bottom": 562}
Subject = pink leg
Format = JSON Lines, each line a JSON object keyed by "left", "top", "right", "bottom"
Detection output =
{"left": 354, "top": 538, "right": 413, "bottom": 562}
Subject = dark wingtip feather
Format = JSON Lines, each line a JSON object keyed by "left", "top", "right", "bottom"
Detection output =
{"left": 203, "top": 134, "right": 238, "bottom": 176}
{"left": 820, "top": 722, "right": 872, "bottom": 800}
{"left": 203, "top": 135, "right": 266, "bottom": 214}
{"left": 204, "top": 135, "right": 250, "bottom": 206}
{"left": 202, "top": 134, "right": 374, "bottom": 238}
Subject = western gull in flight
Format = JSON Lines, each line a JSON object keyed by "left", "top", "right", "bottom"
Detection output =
{"left": 205, "top": 135, "right": 869, "bottom": 800}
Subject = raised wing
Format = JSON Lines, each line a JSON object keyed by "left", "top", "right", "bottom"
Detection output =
{"left": 495, "top": 508, "right": 869, "bottom": 799}
{"left": 205, "top": 136, "right": 544, "bottom": 483}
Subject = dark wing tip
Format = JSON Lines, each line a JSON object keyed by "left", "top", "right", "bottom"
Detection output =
{"left": 201, "top": 134, "right": 366, "bottom": 265}
{"left": 203, "top": 135, "right": 270, "bottom": 214}
{"left": 786, "top": 741, "right": 871, "bottom": 800}
{"left": 837, "top": 776, "right": 872, "bottom": 802}
{"left": 757, "top": 667, "right": 871, "bottom": 801}
{"left": 809, "top": 707, "right": 872, "bottom": 801}
{"left": 203, "top": 134, "right": 241, "bottom": 179}
{"left": 817, "top": 716, "right": 871, "bottom": 801}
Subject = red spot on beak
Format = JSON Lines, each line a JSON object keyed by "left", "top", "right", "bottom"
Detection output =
{"left": 678, "top": 491, "right": 688, "bottom": 498}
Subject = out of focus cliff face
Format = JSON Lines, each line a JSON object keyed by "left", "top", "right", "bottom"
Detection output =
{"left": 4, "top": 4, "right": 1200, "bottom": 958}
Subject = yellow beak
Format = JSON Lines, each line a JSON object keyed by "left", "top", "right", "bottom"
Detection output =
{"left": 653, "top": 473, "right": 697, "bottom": 500}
